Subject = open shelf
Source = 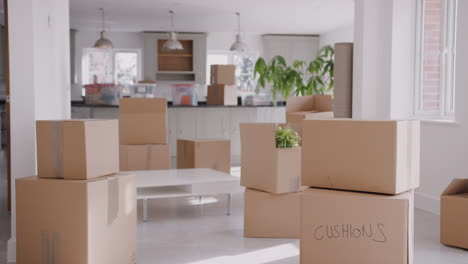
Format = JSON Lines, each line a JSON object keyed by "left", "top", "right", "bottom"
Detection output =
{"left": 159, "top": 54, "right": 193, "bottom": 57}
{"left": 158, "top": 39, "right": 194, "bottom": 72}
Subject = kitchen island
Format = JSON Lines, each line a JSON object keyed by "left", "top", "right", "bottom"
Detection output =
{"left": 72, "top": 102, "right": 286, "bottom": 165}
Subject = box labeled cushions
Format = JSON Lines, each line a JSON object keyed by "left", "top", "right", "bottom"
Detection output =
{"left": 301, "top": 188, "right": 414, "bottom": 264}
{"left": 207, "top": 84, "right": 237, "bottom": 106}
{"left": 119, "top": 98, "right": 167, "bottom": 145}
{"left": 177, "top": 139, "right": 231, "bottom": 174}
{"left": 120, "top": 144, "right": 170, "bottom": 171}
{"left": 36, "top": 119, "right": 119, "bottom": 180}
{"left": 302, "top": 119, "right": 420, "bottom": 194}
{"left": 16, "top": 173, "right": 137, "bottom": 264}
{"left": 210, "top": 65, "right": 236, "bottom": 85}
{"left": 240, "top": 123, "right": 301, "bottom": 194}
{"left": 440, "top": 179, "right": 468, "bottom": 249}
{"left": 244, "top": 188, "right": 300, "bottom": 238}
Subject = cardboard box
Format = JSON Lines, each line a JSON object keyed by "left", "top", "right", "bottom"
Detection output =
{"left": 334, "top": 43, "right": 354, "bottom": 118}
{"left": 244, "top": 188, "right": 300, "bottom": 238}
{"left": 285, "top": 95, "right": 333, "bottom": 136}
{"left": 119, "top": 98, "right": 167, "bottom": 145}
{"left": 440, "top": 179, "right": 468, "bottom": 249}
{"left": 16, "top": 173, "right": 137, "bottom": 264}
{"left": 177, "top": 139, "right": 231, "bottom": 174}
{"left": 36, "top": 119, "right": 119, "bottom": 180}
{"left": 207, "top": 84, "right": 238, "bottom": 106}
{"left": 301, "top": 188, "right": 414, "bottom": 264}
{"left": 302, "top": 119, "right": 420, "bottom": 194}
{"left": 120, "top": 144, "right": 171, "bottom": 171}
{"left": 211, "top": 65, "right": 236, "bottom": 85}
{"left": 240, "top": 123, "right": 301, "bottom": 194}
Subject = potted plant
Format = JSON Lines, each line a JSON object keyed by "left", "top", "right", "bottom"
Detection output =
{"left": 240, "top": 123, "right": 302, "bottom": 194}
{"left": 254, "top": 45, "right": 335, "bottom": 106}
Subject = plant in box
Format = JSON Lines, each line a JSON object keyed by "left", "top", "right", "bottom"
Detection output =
{"left": 240, "top": 123, "right": 302, "bottom": 194}
{"left": 276, "top": 125, "right": 300, "bottom": 148}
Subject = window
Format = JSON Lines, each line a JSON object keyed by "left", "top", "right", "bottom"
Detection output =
{"left": 82, "top": 48, "right": 141, "bottom": 90}
{"left": 207, "top": 51, "right": 258, "bottom": 92}
{"left": 415, "top": 0, "right": 457, "bottom": 120}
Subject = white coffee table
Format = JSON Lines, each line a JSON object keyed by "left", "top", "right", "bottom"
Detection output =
{"left": 130, "top": 168, "right": 243, "bottom": 222}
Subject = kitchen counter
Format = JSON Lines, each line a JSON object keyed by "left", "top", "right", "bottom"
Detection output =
{"left": 71, "top": 102, "right": 286, "bottom": 165}
{"left": 71, "top": 101, "right": 285, "bottom": 108}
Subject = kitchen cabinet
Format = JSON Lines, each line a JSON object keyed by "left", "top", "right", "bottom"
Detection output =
{"left": 202, "top": 109, "right": 231, "bottom": 140}
{"left": 142, "top": 32, "right": 207, "bottom": 84}
{"left": 71, "top": 106, "right": 286, "bottom": 165}
{"left": 229, "top": 108, "right": 257, "bottom": 164}
{"left": 167, "top": 108, "right": 178, "bottom": 156}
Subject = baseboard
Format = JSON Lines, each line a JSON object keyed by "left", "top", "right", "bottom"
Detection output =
{"left": 7, "top": 237, "right": 16, "bottom": 263}
{"left": 415, "top": 191, "right": 440, "bottom": 215}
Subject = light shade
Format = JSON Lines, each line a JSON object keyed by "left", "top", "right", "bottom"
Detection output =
{"left": 163, "top": 32, "right": 184, "bottom": 51}
{"left": 94, "top": 31, "right": 113, "bottom": 49}
{"left": 230, "top": 34, "right": 248, "bottom": 52}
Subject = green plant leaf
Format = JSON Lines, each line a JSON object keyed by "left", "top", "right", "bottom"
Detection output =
{"left": 275, "top": 125, "right": 300, "bottom": 148}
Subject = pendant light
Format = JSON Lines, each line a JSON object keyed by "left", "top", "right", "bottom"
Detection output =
{"left": 163, "top": 10, "right": 184, "bottom": 51}
{"left": 94, "top": 8, "right": 113, "bottom": 49}
{"left": 230, "top": 12, "right": 248, "bottom": 52}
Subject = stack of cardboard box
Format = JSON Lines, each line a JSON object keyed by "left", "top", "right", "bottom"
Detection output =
{"left": 285, "top": 95, "right": 333, "bottom": 137}
{"left": 240, "top": 123, "right": 303, "bottom": 238}
{"left": 119, "top": 98, "right": 171, "bottom": 171}
{"left": 207, "top": 65, "right": 238, "bottom": 106}
{"left": 16, "top": 119, "right": 137, "bottom": 264}
{"left": 300, "top": 119, "right": 420, "bottom": 264}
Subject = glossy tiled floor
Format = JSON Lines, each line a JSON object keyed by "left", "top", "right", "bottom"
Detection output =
{"left": 0, "top": 165, "right": 467, "bottom": 263}
{"left": 135, "top": 193, "right": 468, "bottom": 264}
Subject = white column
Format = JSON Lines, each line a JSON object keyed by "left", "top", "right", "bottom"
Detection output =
{"left": 7, "top": 0, "right": 70, "bottom": 262}
{"left": 353, "top": 0, "right": 417, "bottom": 120}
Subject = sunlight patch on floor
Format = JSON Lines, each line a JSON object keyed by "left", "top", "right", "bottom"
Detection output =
{"left": 187, "top": 244, "right": 299, "bottom": 264}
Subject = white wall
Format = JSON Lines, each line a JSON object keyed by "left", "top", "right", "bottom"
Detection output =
{"left": 352, "top": 0, "right": 468, "bottom": 215}
{"left": 353, "top": 0, "right": 416, "bottom": 120}
{"left": 319, "top": 25, "right": 354, "bottom": 48}
{"left": 417, "top": 0, "right": 468, "bottom": 215}
{"left": 207, "top": 31, "right": 264, "bottom": 55}
{"left": 8, "top": 0, "right": 71, "bottom": 261}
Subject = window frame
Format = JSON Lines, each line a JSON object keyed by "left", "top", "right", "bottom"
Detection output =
{"left": 414, "top": 0, "right": 458, "bottom": 121}
{"left": 113, "top": 48, "right": 142, "bottom": 85}
{"left": 81, "top": 48, "right": 142, "bottom": 86}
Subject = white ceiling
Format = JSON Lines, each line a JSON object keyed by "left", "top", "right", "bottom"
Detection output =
{"left": 70, "top": 0, "right": 354, "bottom": 34}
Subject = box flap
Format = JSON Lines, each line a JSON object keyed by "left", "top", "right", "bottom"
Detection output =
{"left": 442, "top": 179, "right": 468, "bottom": 196}
{"left": 286, "top": 96, "right": 315, "bottom": 113}
{"left": 313, "top": 95, "right": 333, "bottom": 112}
{"left": 286, "top": 95, "right": 332, "bottom": 113}
{"left": 240, "top": 123, "right": 278, "bottom": 191}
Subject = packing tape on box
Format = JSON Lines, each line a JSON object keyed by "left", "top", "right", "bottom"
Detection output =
{"left": 42, "top": 231, "right": 59, "bottom": 264}
{"left": 52, "top": 121, "right": 64, "bottom": 178}
{"left": 108, "top": 176, "right": 120, "bottom": 225}
{"left": 145, "top": 145, "right": 152, "bottom": 170}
